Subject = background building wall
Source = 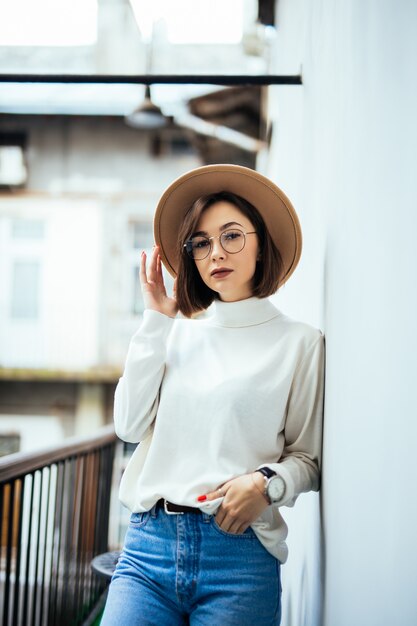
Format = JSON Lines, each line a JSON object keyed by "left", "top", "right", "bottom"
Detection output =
{"left": 0, "top": 116, "right": 199, "bottom": 370}
{"left": 267, "top": 1, "right": 417, "bottom": 624}
{"left": 0, "top": 197, "right": 101, "bottom": 369}
{"left": 0, "top": 115, "right": 200, "bottom": 448}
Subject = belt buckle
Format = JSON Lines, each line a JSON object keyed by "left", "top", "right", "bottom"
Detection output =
{"left": 164, "top": 499, "right": 184, "bottom": 515}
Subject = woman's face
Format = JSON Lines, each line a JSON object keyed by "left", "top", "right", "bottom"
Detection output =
{"left": 193, "top": 200, "right": 259, "bottom": 302}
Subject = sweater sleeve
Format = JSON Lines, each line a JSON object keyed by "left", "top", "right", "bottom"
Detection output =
{"left": 113, "top": 309, "right": 175, "bottom": 443}
{"left": 261, "top": 333, "right": 325, "bottom": 508}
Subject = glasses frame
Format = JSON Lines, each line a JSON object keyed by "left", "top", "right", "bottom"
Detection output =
{"left": 183, "top": 228, "right": 257, "bottom": 260}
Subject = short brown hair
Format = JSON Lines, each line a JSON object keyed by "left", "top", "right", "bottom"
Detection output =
{"left": 176, "top": 191, "right": 284, "bottom": 318}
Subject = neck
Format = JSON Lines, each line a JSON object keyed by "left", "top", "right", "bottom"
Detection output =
{"left": 208, "top": 296, "right": 281, "bottom": 328}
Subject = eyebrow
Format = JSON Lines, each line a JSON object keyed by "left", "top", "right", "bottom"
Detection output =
{"left": 192, "top": 221, "right": 244, "bottom": 237}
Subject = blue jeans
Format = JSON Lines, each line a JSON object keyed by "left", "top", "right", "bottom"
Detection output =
{"left": 100, "top": 504, "right": 281, "bottom": 625}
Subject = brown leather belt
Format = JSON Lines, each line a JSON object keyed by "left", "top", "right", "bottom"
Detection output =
{"left": 156, "top": 498, "right": 202, "bottom": 515}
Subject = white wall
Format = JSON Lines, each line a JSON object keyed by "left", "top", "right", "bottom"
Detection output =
{"left": 0, "top": 198, "right": 101, "bottom": 369}
{"left": 267, "top": 1, "right": 417, "bottom": 625}
{"left": 0, "top": 117, "right": 200, "bottom": 371}
{"left": 0, "top": 415, "right": 65, "bottom": 452}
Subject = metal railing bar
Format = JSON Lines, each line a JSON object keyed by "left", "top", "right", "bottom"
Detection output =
{"left": 57, "top": 459, "right": 68, "bottom": 623}
{"left": 12, "top": 478, "right": 24, "bottom": 626}
{"left": 52, "top": 461, "right": 68, "bottom": 623}
{"left": 99, "top": 446, "right": 110, "bottom": 594}
{"left": 0, "top": 484, "right": 4, "bottom": 617}
{"left": 0, "top": 425, "right": 116, "bottom": 484}
{"left": 3, "top": 482, "right": 15, "bottom": 626}
{"left": 84, "top": 452, "right": 94, "bottom": 619}
{"left": 78, "top": 453, "right": 91, "bottom": 620}
{"left": 39, "top": 466, "right": 52, "bottom": 626}
{"left": 87, "top": 450, "right": 100, "bottom": 607}
{"left": 31, "top": 470, "right": 43, "bottom": 626}
{"left": 90, "top": 446, "right": 111, "bottom": 606}
{"left": 81, "top": 452, "right": 91, "bottom": 620}
{"left": 22, "top": 474, "right": 34, "bottom": 626}
{"left": 48, "top": 461, "right": 64, "bottom": 625}
{"left": 62, "top": 456, "right": 77, "bottom": 622}
{"left": 90, "top": 450, "right": 103, "bottom": 595}
{"left": 90, "top": 452, "right": 100, "bottom": 608}
{"left": 73, "top": 455, "right": 84, "bottom": 622}
{"left": 103, "top": 446, "right": 114, "bottom": 545}
{"left": 76, "top": 453, "right": 87, "bottom": 625}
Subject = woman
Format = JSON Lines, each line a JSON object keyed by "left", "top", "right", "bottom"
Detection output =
{"left": 101, "top": 164, "right": 325, "bottom": 626}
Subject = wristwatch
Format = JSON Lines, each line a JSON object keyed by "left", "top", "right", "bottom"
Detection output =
{"left": 255, "top": 467, "right": 286, "bottom": 505}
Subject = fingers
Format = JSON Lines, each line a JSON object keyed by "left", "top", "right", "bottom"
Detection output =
{"left": 140, "top": 246, "right": 162, "bottom": 285}
{"left": 139, "top": 248, "right": 158, "bottom": 285}
{"left": 196, "top": 487, "right": 248, "bottom": 535}
{"left": 147, "top": 246, "right": 159, "bottom": 284}
{"left": 197, "top": 475, "right": 263, "bottom": 535}
{"left": 214, "top": 509, "right": 247, "bottom": 535}
{"left": 222, "top": 518, "right": 245, "bottom": 535}
{"left": 157, "top": 253, "right": 163, "bottom": 278}
{"left": 197, "top": 486, "right": 227, "bottom": 503}
{"left": 139, "top": 251, "right": 148, "bottom": 286}
{"left": 197, "top": 478, "right": 232, "bottom": 502}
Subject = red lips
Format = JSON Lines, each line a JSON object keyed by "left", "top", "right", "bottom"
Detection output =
{"left": 210, "top": 267, "right": 233, "bottom": 277}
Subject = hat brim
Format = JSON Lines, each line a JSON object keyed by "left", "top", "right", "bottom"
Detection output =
{"left": 154, "top": 164, "right": 302, "bottom": 288}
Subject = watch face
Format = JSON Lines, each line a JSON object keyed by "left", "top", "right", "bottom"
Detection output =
{"left": 268, "top": 476, "right": 285, "bottom": 501}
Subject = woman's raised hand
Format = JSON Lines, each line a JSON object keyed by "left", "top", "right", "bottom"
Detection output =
{"left": 140, "top": 246, "right": 178, "bottom": 318}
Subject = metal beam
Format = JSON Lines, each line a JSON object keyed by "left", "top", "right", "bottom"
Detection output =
{"left": 0, "top": 73, "right": 302, "bottom": 86}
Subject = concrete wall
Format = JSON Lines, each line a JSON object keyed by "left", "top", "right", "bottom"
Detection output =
{"left": 0, "top": 116, "right": 199, "bottom": 444}
{"left": 0, "top": 0, "right": 263, "bottom": 76}
{"left": 0, "top": 116, "right": 200, "bottom": 370}
{"left": 266, "top": 1, "right": 417, "bottom": 624}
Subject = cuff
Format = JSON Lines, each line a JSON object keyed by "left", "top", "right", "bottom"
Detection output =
{"left": 256, "top": 462, "right": 297, "bottom": 508}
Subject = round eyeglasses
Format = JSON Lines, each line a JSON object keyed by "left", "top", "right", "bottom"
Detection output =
{"left": 184, "top": 229, "right": 257, "bottom": 260}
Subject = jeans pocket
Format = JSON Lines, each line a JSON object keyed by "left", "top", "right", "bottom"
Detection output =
{"left": 211, "top": 516, "right": 255, "bottom": 539}
{"left": 128, "top": 511, "right": 151, "bottom": 528}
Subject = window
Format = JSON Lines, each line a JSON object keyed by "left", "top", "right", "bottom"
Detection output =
{"left": 0, "top": 133, "right": 28, "bottom": 187}
{"left": 0, "top": 433, "right": 21, "bottom": 457}
{"left": 129, "top": 0, "right": 245, "bottom": 44}
{"left": 131, "top": 221, "right": 154, "bottom": 250}
{"left": 129, "top": 221, "right": 153, "bottom": 316}
{"left": 0, "top": 0, "right": 97, "bottom": 46}
{"left": 12, "top": 218, "right": 45, "bottom": 239}
{"left": 11, "top": 260, "right": 41, "bottom": 319}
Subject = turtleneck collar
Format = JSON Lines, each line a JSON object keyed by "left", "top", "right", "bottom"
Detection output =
{"left": 207, "top": 296, "right": 281, "bottom": 328}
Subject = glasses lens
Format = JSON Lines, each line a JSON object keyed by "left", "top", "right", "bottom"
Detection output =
{"left": 220, "top": 230, "right": 245, "bottom": 254}
{"left": 186, "top": 236, "right": 211, "bottom": 259}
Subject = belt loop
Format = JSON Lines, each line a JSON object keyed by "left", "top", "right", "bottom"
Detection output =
{"left": 150, "top": 503, "right": 158, "bottom": 518}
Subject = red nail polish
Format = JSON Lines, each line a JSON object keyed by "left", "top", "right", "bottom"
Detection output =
{"left": 197, "top": 495, "right": 207, "bottom": 502}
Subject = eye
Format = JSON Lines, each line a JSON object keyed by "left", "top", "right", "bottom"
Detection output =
{"left": 192, "top": 237, "right": 210, "bottom": 250}
{"left": 223, "top": 230, "right": 243, "bottom": 241}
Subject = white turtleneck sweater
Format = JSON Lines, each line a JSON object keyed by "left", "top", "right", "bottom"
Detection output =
{"left": 114, "top": 297, "right": 325, "bottom": 563}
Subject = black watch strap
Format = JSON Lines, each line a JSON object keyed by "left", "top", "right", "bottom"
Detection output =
{"left": 255, "top": 466, "right": 277, "bottom": 479}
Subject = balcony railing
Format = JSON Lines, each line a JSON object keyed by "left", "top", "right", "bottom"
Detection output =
{"left": 0, "top": 424, "right": 118, "bottom": 626}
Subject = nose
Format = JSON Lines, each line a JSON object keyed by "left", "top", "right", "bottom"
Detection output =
{"left": 210, "top": 236, "right": 225, "bottom": 260}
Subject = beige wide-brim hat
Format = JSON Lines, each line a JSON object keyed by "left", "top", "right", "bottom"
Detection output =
{"left": 154, "top": 164, "right": 302, "bottom": 288}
